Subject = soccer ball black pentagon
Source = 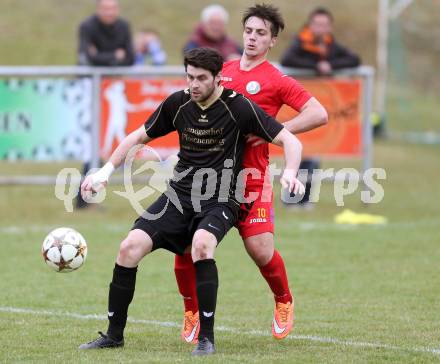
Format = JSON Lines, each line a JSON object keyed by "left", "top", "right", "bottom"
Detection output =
{"left": 42, "top": 227, "right": 88, "bottom": 273}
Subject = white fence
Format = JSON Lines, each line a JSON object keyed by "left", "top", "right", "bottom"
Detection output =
{"left": 0, "top": 65, "right": 374, "bottom": 185}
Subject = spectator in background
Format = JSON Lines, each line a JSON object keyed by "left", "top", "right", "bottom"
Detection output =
{"left": 77, "top": 0, "right": 134, "bottom": 66}
{"left": 76, "top": 0, "right": 134, "bottom": 209}
{"left": 280, "top": 7, "right": 360, "bottom": 75}
{"left": 134, "top": 29, "right": 167, "bottom": 66}
{"left": 183, "top": 4, "right": 242, "bottom": 61}
{"left": 280, "top": 7, "right": 360, "bottom": 209}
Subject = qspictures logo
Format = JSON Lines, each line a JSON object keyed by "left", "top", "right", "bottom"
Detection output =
{"left": 54, "top": 145, "right": 386, "bottom": 217}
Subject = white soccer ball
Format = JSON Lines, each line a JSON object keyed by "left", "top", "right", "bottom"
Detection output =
{"left": 42, "top": 227, "right": 87, "bottom": 273}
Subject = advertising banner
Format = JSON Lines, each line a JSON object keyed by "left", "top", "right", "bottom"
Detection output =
{"left": 0, "top": 78, "right": 92, "bottom": 161}
{"left": 100, "top": 78, "right": 186, "bottom": 159}
{"left": 100, "top": 77, "right": 362, "bottom": 159}
{"left": 272, "top": 79, "right": 362, "bottom": 157}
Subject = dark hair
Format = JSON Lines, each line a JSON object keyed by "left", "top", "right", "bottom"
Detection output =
{"left": 242, "top": 4, "right": 285, "bottom": 37}
{"left": 308, "top": 7, "right": 333, "bottom": 23}
{"left": 183, "top": 48, "right": 223, "bottom": 77}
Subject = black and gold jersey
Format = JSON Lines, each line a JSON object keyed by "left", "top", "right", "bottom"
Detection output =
{"left": 144, "top": 87, "right": 283, "bottom": 209}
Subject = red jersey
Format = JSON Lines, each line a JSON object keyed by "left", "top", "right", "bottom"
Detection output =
{"left": 222, "top": 59, "right": 311, "bottom": 188}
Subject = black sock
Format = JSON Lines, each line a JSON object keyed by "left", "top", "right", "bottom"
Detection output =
{"left": 194, "top": 259, "right": 218, "bottom": 343}
{"left": 107, "top": 263, "right": 137, "bottom": 341}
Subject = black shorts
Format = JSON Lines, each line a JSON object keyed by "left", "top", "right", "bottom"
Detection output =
{"left": 132, "top": 194, "right": 238, "bottom": 255}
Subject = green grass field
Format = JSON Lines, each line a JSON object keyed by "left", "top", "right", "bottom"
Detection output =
{"left": 1, "top": 140, "right": 439, "bottom": 363}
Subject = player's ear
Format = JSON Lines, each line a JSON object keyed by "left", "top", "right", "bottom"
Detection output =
{"left": 215, "top": 72, "right": 222, "bottom": 86}
{"left": 269, "top": 36, "right": 277, "bottom": 49}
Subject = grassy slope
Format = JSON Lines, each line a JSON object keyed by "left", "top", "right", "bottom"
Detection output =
{"left": 2, "top": 0, "right": 438, "bottom": 92}
{"left": 386, "top": 87, "right": 440, "bottom": 133}
{"left": 0, "top": 0, "right": 376, "bottom": 66}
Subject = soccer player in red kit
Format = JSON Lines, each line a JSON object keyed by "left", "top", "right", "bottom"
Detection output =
{"left": 175, "top": 4, "right": 328, "bottom": 342}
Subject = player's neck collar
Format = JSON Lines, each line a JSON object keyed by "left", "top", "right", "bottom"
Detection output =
{"left": 196, "top": 86, "right": 224, "bottom": 110}
{"left": 240, "top": 53, "right": 268, "bottom": 71}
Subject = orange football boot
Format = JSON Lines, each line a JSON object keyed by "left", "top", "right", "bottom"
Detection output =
{"left": 272, "top": 300, "right": 294, "bottom": 339}
{"left": 181, "top": 310, "right": 200, "bottom": 344}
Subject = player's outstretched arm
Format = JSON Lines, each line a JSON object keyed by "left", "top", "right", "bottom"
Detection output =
{"left": 272, "top": 128, "right": 305, "bottom": 195}
{"left": 108, "top": 126, "right": 152, "bottom": 169}
{"left": 247, "top": 97, "right": 328, "bottom": 147}
{"left": 283, "top": 97, "right": 328, "bottom": 134}
{"left": 81, "top": 126, "right": 151, "bottom": 198}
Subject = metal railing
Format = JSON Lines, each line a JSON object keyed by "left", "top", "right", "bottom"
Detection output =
{"left": 0, "top": 65, "right": 374, "bottom": 185}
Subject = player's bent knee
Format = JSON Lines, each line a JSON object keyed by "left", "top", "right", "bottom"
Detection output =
{"left": 193, "top": 249, "right": 210, "bottom": 261}
{"left": 192, "top": 230, "right": 216, "bottom": 261}
{"left": 245, "top": 244, "right": 272, "bottom": 266}
{"left": 117, "top": 230, "right": 152, "bottom": 266}
{"left": 118, "top": 238, "right": 139, "bottom": 264}
{"left": 192, "top": 239, "right": 209, "bottom": 260}
{"left": 244, "top": 234, "right": 274, "bottom": 266}
{"left": 250, "top": 249, "right": 273, "bottom": 266}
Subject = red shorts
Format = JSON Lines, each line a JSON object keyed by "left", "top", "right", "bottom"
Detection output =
{"left": 236, "top": 187, "right": 274, "bottom": 239}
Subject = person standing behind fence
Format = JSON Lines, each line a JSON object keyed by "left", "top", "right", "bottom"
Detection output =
{"left": 134, "top": 29, "right": 167, "bottom": 66}
{"left": 76, "top": 0, "right": 134, "bottom": 209}
{"left": 183, "top": 4, "right": 242, "bottom": 61}
{"left": 280, "top": 7, "right": 360, "bottom": 208}
{"left": 280, "top": 7, "right": 360, "bottom": 74}
{"left": 77, "top": 0, "right": 134, "bottom": 66}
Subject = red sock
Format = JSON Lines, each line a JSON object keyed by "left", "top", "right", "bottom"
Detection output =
{"left": 174, "top": 253, "right": 198, "bottom": 313}
{"left": 259, "top": 250, "right": 293, "bottom": 304}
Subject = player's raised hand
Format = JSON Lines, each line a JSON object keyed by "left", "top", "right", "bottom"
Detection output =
{"left": 246, "top": 134, "right": 267, "bottom": 147}
{"left": 80, "top": 174, "right": 107, "bottom": 201}
{"left": 80, "top": 162, "right": 115, "bottom": 201}
{"left": 280, "top": 169, "right": 305, "bottom": 195}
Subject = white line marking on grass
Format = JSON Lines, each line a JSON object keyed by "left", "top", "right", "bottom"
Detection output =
{"left": 0, "top": 224, "right": 128, "bottom": 235}
{"left": 2, "top": 219, "right": 439, "bottom": 236}
{"left": 1, "top": 306, "right": 439, "bottom": 356}
{"left": 0, "top": 225, "right": 57, "bottom": 234}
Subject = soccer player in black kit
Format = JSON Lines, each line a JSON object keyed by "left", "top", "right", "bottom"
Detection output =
{"left": 79, "top": 47, "right": 304, "bottom": 356}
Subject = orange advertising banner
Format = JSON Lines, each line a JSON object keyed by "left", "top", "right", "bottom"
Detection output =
{"left": 100, "top": 78, "right": 362, "bottom": 159}
{"left": 100, "top": 78, "right": 186, "bottom": 159}
{"left": 272, "top": 78, "right": 362, "bottom": 157}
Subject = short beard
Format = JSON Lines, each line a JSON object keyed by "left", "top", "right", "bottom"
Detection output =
{"left": 195, "top": 81, "right": 216, "bottom": 103}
